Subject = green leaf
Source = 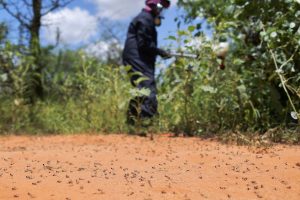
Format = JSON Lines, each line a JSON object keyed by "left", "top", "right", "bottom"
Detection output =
{"left": 178, "top": 30, "right": 187, "bottom": 36}
{"left": 225, "top": 5, "right": 235, "bottom": 15}
{"left": 201, "top": 85, "right": 217, "bottom": 94}
{"left": 129, "top": 88, "right": 150, "bottom": 97}
{"left": 134, "top": 76, "right": 149, "bottom": 86}
{"left": 0, "top": 73, "right": 8, "bottom": 81}
{"left": 270, "top": 32, "right": 277, "bottom": 38}
{"left": 233, "top": 58, "right": 245, "bottom": 65}
{"left": 168, "top": 36, "right": 177, "bottom": 41}
{"left": 123, "top": 65, "right": 132, "bottom": 72}
{"left": 289, "top": 22, "right": 296, "bottom": 29}
{"left": 188, "top": 25, "right": 196, "bottom": 32}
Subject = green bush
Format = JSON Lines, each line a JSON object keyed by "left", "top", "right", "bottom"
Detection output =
{"left": 0, "top": 50, "right": 131, "bottom": 134}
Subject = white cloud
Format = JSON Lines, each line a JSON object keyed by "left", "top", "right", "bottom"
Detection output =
{"left": 85, "top": 39, "right": 122, "bottom": 61}
{"left": 170, "top": 0, "right": 178, "bottom": 7}
{"left": 91, "top": 0, "right": 178, "bottom": 20}
{"left": 40, "top": 1, "right": 179, "bottom": 46}
{"left": 42, "top": 7, "right": 98, "bottom": 45}
{"left": 91, "top": 0, "right": 143, "bottom": 20}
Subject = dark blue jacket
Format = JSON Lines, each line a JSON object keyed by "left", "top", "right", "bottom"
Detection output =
{"left": 123, "top": 9, "right": 163, "bottom": 77}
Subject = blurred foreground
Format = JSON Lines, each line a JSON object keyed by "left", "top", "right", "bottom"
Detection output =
{"left": 0, "top": 134, "right": 299, "bottom": 200}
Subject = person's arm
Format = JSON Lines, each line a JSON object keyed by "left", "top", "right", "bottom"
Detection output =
{"left": 136, "top": 21, "right": 170, "bottom": 58}
{"left": 156, "top": 48, "right": 171, "bottom": 59}
{"left": 136, "top": 21, "right": 158, "bottom": 54}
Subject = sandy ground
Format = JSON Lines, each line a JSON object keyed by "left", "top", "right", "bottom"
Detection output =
{"left": 0, "top": 134, "right": 299, "bottom": 200}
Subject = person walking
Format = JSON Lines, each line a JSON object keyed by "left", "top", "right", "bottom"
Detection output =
{"left": 122, "top": 0, "right": 171, "bottom": 127}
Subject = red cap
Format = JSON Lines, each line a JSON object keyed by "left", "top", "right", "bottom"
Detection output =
{"left": 145, "top": 0, "right": 171, "bottom": 8}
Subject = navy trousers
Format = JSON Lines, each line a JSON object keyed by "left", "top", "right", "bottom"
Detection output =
{"left": 124, "top": 62, "right": 158, "bottom": 125}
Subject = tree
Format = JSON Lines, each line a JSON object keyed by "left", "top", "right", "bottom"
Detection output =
{"left": 0, "top": 22, "right": 8, "bottom": 70}
{"left": 177, "top": 0, "right": 300, "bottom": 125}
{"left": 0, "top": 0, "right": 74, "bottom": 102}
{"left": 0, "top": 22, "right": 7, "bottom": 43}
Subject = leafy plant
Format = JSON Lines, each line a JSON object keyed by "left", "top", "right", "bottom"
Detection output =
{"left": 172, "top": 0, "right": 300, "bottom": 133}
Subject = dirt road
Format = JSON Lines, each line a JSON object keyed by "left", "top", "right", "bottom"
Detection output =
{"left": 0, "top": 134, "right": 299, "bottom": 200}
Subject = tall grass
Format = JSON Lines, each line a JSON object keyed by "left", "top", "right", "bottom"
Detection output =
{"left": 0, "top": 53, "right": 131, "bottom": 134}
{"left": 0, "top": 50, "right": 299, "bottom": 143}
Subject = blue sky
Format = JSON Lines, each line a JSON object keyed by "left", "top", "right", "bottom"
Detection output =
{"left": 0, "top": 0, "right": 213, "bottom": 61}
{"left": 0, "top": 0, "right": 216, "bottom": 74}
{"left": 3, "top": 0, "right": 213, "bottom": 47}
{"left": 67, "top": 0, "right": 190, "bottom": 48}
{"left": 0, "top": 0, "right": 182, "bottom": 47}
{"left": 68, "top": 0, "right": 182, "bottom": 44}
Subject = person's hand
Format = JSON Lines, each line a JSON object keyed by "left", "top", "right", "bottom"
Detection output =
{"left": 158, "top": 49, "right": 172, "bottom": 59}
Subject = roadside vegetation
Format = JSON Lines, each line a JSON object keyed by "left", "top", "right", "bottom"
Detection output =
{"left": 0, "top": 0, "right": 299, "bottom": 143}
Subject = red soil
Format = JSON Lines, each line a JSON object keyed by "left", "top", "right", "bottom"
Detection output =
{"left": 0, "top": 134, "right": 299, "bottom": 200}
